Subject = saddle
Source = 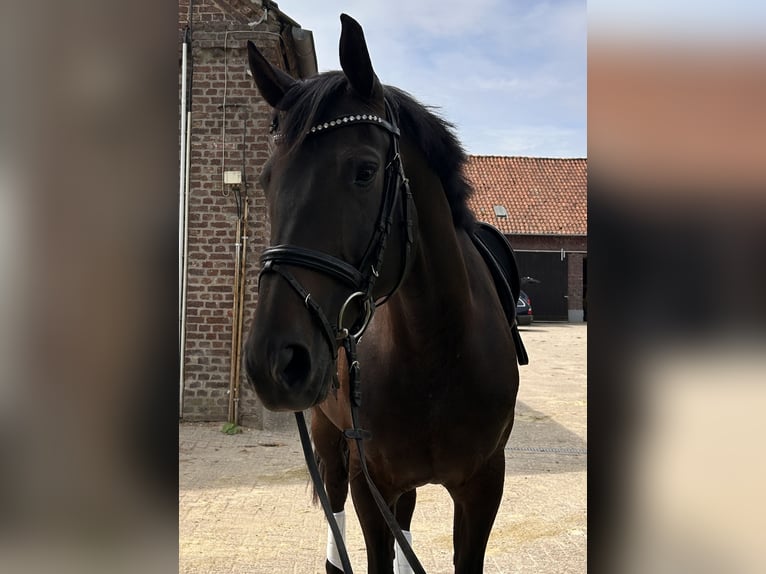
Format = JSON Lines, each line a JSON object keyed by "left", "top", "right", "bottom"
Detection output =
{"left": 470, "top": 222, "right": 529, "bottom": 365}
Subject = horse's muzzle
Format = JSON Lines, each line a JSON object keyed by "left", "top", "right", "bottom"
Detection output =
{"left": 270, "top": 343, "right": 311, "bottom": 390}
{"left": 244, "top": 333, "right": 330, "bottom": 412}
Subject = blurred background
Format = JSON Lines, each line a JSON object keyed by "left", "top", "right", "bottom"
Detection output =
{"left": 589, "top": 2, "right": 766, "bottom": 573}
{"left": 1, "top": 1, "right": 178, "bottom": 572}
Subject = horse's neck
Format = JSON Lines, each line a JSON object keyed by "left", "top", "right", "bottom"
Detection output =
{"left": 401, "top": 222, "right": 470, "bottom": 314}
{"left": 390, "top": 152, "right": 473, "bottom": 336}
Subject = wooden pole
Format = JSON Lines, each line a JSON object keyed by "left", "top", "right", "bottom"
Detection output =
{"left": 227, "top": 205, "right": 242, "bottom": 424}
{"left": 232, "top": 196, "right": 248, "bottom": 426}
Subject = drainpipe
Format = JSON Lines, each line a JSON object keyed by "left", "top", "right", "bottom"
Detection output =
{"left": 179, "top": 0, "right": 194, "bottom": 418}
{"left": 179, "top": 107, "right": 191, "bottom": 417}
{"left": 178, "top": 30, "right": 188, "bottom": 323}
{"left": 178, "top": 24, "right": 191, "bottom": 418}
{"left": 291, "top": 26, "right": 318, "bottom": 77}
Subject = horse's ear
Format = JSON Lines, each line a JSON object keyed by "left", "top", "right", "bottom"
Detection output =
{"left": 339, "top": 14, "right": 382, "bottom": 101}
{"left": 247, "top": 40, "right": 296, "bottom": 110}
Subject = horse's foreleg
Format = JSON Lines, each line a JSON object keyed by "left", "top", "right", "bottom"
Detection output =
{"left": 311, "top": 407, "right": 350, "bottom": 573}
{"left": 349, "top": 466, "right": 397, "bottom": 574}
{"left": 393, "top": 489, "right": 416, "bottom": 574}
{"left": 448, "top": 450, "right": 506, "bottom": 573}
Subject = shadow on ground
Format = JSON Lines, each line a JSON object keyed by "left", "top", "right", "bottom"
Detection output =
{"left": 180, "top": 397, "right": 585, "bottom": 492}
{"left": 505, "top": 401, "right": 586, "bottom": 476}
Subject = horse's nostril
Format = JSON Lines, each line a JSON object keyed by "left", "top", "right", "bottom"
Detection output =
{"left": 277, "top": 344, "right": 311, "bottom": 388}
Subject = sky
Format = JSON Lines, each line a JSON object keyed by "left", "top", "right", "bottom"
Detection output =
{"left": 274, "top": 0, "right": 586, "bottom": 158}
{"left": 589, "top": 0, "right": 766, "bottom": 39}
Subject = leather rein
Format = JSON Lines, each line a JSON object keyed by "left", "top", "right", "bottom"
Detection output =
{"left": 257, "top": 98, "right": 425, "bottom": 573}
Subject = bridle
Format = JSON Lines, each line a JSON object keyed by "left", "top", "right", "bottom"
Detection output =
{"left": 257, "top": 98, "right": 425, "bottom": 573}
{"left": 258, "top": 98, "right": 416, "bottom": 362}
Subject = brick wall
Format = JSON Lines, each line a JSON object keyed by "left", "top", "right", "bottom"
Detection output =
{"left": 179, "top": 1, "right": 587, "bottom": 426}
{"left": 567, "top": 253, "right": 586, "bottom": 321}
{"left": 179, "top": 0, "right": 307, "bottom": 427}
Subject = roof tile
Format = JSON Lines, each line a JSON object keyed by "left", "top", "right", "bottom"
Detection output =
{"left": 464, "top": 156, "right": 587, "bottom": 236}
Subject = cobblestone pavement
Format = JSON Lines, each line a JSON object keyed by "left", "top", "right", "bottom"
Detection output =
{"left": 180, "top": 323, "right": 586, "bottom": 573}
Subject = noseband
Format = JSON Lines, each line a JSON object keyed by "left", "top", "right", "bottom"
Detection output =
{"left": 258, "top": 99, "right": 415, "bottom": 361}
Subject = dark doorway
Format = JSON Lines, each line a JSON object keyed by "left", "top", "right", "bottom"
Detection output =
{"left": 515, "top": 251, "right": 568, "bottom": 321}
{"left": 583, "top": 256, "right": 587, "bottom": 322}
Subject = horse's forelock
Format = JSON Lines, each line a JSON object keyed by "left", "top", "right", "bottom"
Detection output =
{"left": 276, "top": 72, "right": 350, "bottom": 157}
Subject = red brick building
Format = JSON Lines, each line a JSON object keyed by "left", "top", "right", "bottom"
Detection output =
{"left": 178, "top": 0, "right": 316, "bottom": 424}
{"left": 178, "top": 3, "right": 587, "bottom": 424}
{"left": 465, "top": 156, "right": 588, "bottom": 322}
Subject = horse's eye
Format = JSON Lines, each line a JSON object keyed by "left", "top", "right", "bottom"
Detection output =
{"left": 354, "top": 163, "right": 378, "bottom": 186}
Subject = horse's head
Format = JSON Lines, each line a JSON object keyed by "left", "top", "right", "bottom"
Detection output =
{"left": 244, "top": 14, "right": 416, "bottom": 411}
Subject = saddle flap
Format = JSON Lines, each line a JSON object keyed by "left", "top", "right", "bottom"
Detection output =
{"left": 471, "top": 222, "right": 529, "bottom": 365}
{"left": 473, "top": 222, "right": 521, "bottom": 303}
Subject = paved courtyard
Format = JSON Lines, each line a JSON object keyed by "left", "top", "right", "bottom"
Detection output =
{"left": 180, "top": 323, "right": 586, "bottom": 573}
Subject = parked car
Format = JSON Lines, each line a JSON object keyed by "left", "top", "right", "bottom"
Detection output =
{"left": 516, "top": 290, "right": 533, "bottom": 326}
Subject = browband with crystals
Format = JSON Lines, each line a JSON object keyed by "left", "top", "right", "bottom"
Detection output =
{"left": 307, "top": 113, "right": 400, "bottom": 137}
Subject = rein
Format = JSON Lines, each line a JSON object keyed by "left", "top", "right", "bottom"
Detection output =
{"left": 258, "top": 99, "right": 425, "bottom": 573}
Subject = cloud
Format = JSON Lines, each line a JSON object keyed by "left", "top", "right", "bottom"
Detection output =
{"left": 272, "top": 0, "right": 586, "bottom": 158}
{"left": 475, "top": 75, "right": 575, "bottom": 97}
{"left": 467, "top": 125, "right": 584, "bottom": 158}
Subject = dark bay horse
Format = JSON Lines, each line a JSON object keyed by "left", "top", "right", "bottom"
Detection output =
{"left": 244, "top": 14, "right": 520, "bottom": 573}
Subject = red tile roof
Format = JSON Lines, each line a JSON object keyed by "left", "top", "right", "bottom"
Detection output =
{"left": 464, "top": 156, "right": 587, "bottom": 236}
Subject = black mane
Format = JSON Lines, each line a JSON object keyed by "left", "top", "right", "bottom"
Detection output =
{"left": 275, "top": 71, "right": 476, "bottom": 230}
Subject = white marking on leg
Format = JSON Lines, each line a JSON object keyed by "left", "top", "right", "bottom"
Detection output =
{"left": 393, "top": 530, "right": 414, "bottom": 574}
{"left": 326, "top": 510, "right": 346, "bottom": 570}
